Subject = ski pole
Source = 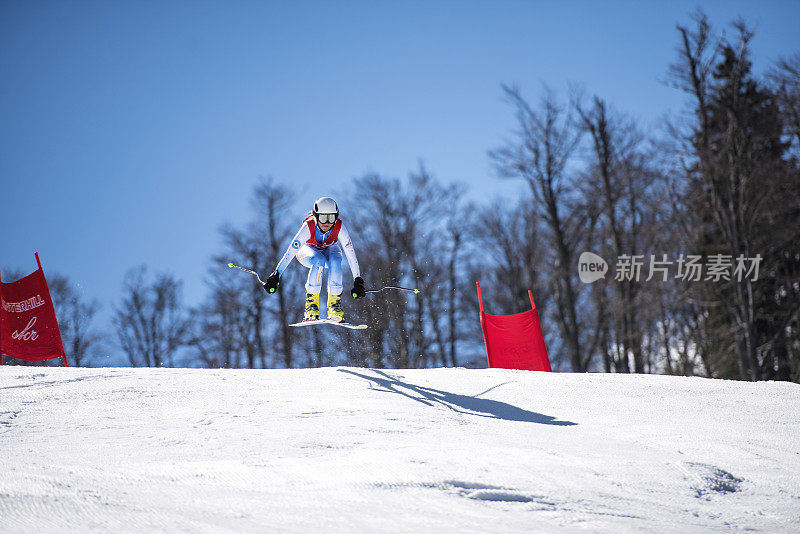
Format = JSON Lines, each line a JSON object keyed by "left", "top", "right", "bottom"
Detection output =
{"left": 361, "top": 285, "right": 420, "bottom": 296}
{"left": 227, "top": 262, "right": 266, "bottom": 286}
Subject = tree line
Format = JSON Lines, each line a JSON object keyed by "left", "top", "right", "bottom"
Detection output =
{"left": 5, "top": 13, "right": 798, "bottom": 381}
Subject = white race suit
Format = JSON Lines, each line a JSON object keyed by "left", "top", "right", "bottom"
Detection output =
{"left": 273, "top": 216, "right": 361, "bottom": 295}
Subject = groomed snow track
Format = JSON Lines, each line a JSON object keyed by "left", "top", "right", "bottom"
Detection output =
{"left": 1, "top": 367, "right": 798, "bottom": 533}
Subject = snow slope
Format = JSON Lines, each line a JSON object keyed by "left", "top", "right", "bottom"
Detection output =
{"left": 1, "top": 367, "right": 798, "bottom": 533}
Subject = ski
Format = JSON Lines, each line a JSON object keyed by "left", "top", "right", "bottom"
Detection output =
{"left": 289, "top": 319, "right": 368, "bottom": 330}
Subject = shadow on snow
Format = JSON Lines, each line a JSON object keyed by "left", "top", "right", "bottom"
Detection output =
{"left": 339, "top": 369, "right": 577, "bottom": 426}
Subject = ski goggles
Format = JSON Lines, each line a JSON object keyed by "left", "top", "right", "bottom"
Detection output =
{"left": 316, "top": 213, "right": 337, "bottom": 224}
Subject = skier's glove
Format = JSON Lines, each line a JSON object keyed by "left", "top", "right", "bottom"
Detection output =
{"left": 263, "top": 270, "right": 280, "bottom": 294}
{"left": 351, "top": 276, "right": 365, "bottom": 299}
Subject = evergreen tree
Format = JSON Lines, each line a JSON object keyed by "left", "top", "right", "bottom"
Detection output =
{"left": 685, "top": 26, "right": 800, "bottom": 380}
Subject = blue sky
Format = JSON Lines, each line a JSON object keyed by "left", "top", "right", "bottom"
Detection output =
{"left": 1, "top": 0, "right": 798, "bottom": 342}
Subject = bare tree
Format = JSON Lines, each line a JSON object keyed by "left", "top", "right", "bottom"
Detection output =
{"left": 252, "top": 178, "right": 299, "bottom": 368}
{"left": 345, "top": 167, "right": 466, "bottom": 368}
{"left": 468, "top": 197, "right": 571, "bottom": 367}
{"left": 490, "top": 85, "right": 589, "bottom": 371}
{"left": 189, "top": 275, "right": 245, "bottom": 368}
{"left": 192, "top": 177, "right": 314, "bottom": 369}
{"left": 472, "top": 199, "right": 547, "bottom": 315}
{"left": 575, "top": 96, "right": 664, "bottom": 373}
{"left": 768, "top": 53, "right": 800, "bottom": 152}
{"left": 114, "top": 266, "right": 190, "bottom": 367}
{"left": 49, "top": 275, "right": 103, "bottom": 367}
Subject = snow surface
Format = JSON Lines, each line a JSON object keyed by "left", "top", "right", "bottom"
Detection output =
{"left": 1, "top": 366, "right": 798, "bottom": 533}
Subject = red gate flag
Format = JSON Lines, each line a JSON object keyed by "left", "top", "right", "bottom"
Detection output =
{"left": 477, "top": 282, "right": 551, "bottom": 372}
{"left": 0, "top": 253, "right": 68, "bottom": 366}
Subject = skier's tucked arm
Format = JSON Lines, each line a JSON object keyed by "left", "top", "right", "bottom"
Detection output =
{"left": 337, "top": 222, "right": 361, "bottom": 279}
{"left": 275, "top": 224, "right": 311, "bottom": 275}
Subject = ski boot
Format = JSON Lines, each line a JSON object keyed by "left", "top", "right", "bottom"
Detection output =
{"left": 327, "top": 293, "right": 344, "bottom": 323}
{"left": 304, "top": 292, "right": 320, "bottom": 321}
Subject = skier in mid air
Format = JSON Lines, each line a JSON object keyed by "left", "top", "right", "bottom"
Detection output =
{"left": 262, "top": 197, "right": 365, "bottom": 322}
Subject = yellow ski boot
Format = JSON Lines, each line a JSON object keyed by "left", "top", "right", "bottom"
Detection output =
{"left": 304, "top": 292, "right": 320, "bottom": 321}
{"left": 327, "top": 293, "right": 344, "bottom": 323}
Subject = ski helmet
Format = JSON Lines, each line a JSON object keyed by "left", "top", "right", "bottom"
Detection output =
{"left": 313, "top": 196, "right": 339, "bottom": 225}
